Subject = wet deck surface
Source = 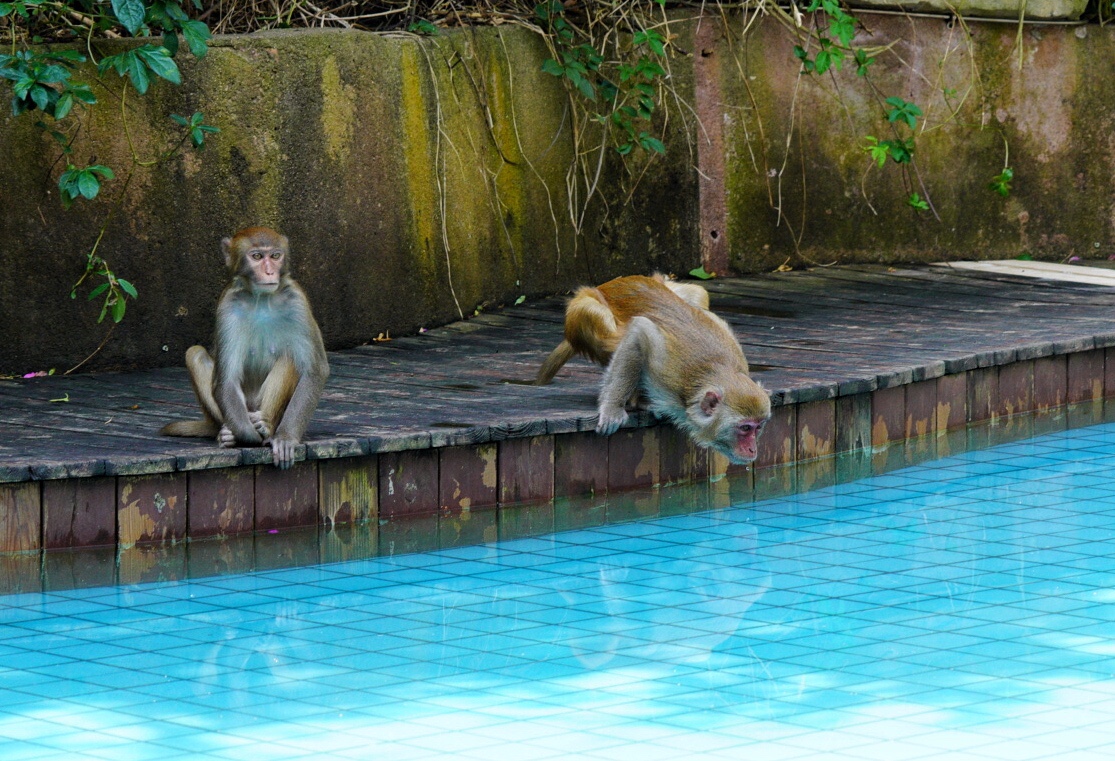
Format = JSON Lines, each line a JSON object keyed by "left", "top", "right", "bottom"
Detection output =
{"left": 3, "top": 263, "right": 1115, "bottom": 482}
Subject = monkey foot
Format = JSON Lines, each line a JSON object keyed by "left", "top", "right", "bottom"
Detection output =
{"left": 248, "top": 410, "right": 272, "bottom": 439}
{"left": 217, "top": 425, "right": 237, "bottom": 448}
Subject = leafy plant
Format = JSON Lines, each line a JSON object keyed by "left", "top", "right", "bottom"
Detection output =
{"left": 0, "top": 0, "right": 215, "bottom": 351}
{"left": 58, "top": 164, "right": 115, "bottom": 207}
{"left": 536, "top": 0, "right": 669, "bottom": 156}
{"left": 407, "top": 18, "right": 439, "bottom": 36}
{"left": 989, "top": 167, "right": 1013, "bottom": 197}
{"left": 885, "top": 97, "right": 922, "bottom": 129}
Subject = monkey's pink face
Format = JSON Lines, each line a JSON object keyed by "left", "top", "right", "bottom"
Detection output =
{"left": 247, "top": 248, "right": 284, "bottom": 293}
{"left": 732, "top": 417, "right": 767, "bottom": 463}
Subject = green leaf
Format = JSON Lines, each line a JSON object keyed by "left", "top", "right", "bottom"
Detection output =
{"left": 829, "top": 14, "right": 856, "bottom": 47}
{"left": 407, "top": 19, "right": 439, "bottom": 36}
{"left": 54, "top": 91, "right": 73, "bottom": 119}
{"left": 136, "top": 46, "right": 181, "bottom": 84}
{"left": 689, "top": 266, "right": 714, "bottom": 280}
{"left": 862, "top": 136, "right": 888, "bottom": 168}
{"left": 815, "top": 50, "right": 831, "bottom": 74}
{"left": 70, "top": 84, "right": 96, "bottom": 104}
{"left": 907, "top": 192, "right": 929, "bottom": 211}
{"left": 118, "top": 278, "right": 138, "bottom": 298}
{"left": 29, "top": 84, "right": 49, "bottom": 111}
{"left": 87, "top": 282, "right": 110, "bottom": 300}
{"left": 565, "top": 69, "right": 595, "bottom": 101}
{"left": 13, "top": 76, "right": 33, "bottom": 98}
{"left": 885, "top": 97, "right": 922, "bottom": 129}
{"left": 111, "top": 297, "right": 127, "bottom": 323}
{"left": 162, "top": 30, "right": 179, "bottom": 57}
{"left": 638, "top": 133, "right": 665, "bottom": 154}
{"left": 854, "top": 49, "right": 875, "bottom": 76}
{"left": 111, "top": 0, "right": 146, "bottom": 35}
{"left": 169, "top": 112, "right": 188, "bottom": 126}
{"left": 37, "top": 64, "right": 69, "bottom": 84}
{"left": 76, "top": 170, "right": 101, "bottom": 199}
{"left": 989, "top": 167, "right": 1013, "bottom": 197}
{"left": 89, "top": 164, "right": 115, "bottom": 180}
{"left": 541, "top": 58, "right": 564, "bottom": 77}
{"left": 181, "top": 20, "right": 211, "bottom": 57}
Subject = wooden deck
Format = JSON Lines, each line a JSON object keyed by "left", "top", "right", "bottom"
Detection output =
{"left": 3, "top": 263, "right": 1115, "bottom": 562}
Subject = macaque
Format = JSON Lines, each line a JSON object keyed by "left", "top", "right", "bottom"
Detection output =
{"left": 536, "top": 274, "right": 770, "bottom": 464}
{"left": 161, "top": 226, "right": 329, "bottom": 469}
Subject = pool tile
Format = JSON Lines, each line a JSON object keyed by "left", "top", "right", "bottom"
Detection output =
{"left": 12, "top": 422, "right": 1115, "bottom": 759}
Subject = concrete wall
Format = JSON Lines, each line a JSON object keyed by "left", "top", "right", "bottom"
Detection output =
{"left": 2, "top": 16, "right": 1115, "bottom": 374}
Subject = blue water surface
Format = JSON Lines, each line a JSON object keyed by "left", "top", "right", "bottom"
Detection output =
{"left": 5, "top": 423, "right": 1115, "bottom": 760}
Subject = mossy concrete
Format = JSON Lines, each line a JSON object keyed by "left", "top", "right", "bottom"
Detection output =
{"left": 710, "top": 15, "right": 1115, "bottom": 273}
{"left": 1, "top": 20, "right": 1114, "bottom": 373}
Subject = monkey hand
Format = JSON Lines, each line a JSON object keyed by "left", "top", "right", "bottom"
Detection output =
{"left": 268, "top": 434, "right": 299, "bottom": 470}
{"left": 596, "top": 406, "right": 629, "bottom": 436}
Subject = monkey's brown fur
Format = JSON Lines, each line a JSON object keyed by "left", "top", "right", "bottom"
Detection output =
{"left": 537, "top": 274, "right": 770, "bottom": 463}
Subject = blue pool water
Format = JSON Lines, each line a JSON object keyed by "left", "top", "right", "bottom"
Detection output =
{"left": 5, "top": 423, "right": 1115, "bottom": 760}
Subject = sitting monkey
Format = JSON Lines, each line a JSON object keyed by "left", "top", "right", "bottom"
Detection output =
{"left": 536, "top": 274, "right": 770, "bottom": 464}
{"left": 161, "top": 226, "right": 329, "bottom": 469}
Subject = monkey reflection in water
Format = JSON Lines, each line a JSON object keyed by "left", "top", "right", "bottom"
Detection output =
{"left": 161, "top": 227, "right": 329, "bottom": 469}
{"left": 536, "top": 274, "right": 770, "bottom": 464}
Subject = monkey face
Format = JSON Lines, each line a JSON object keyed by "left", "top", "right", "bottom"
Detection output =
{"left": 728, "top": 417, "right": 767, "bottom": 463}
{"left": 691, "top": 387, "right": 770, "bottom": 464}
{"left": 247, "top": 247, "right": 284, "bottom": 293}
{"left": 222, "top": 227, "right": 291, "bottom": 294}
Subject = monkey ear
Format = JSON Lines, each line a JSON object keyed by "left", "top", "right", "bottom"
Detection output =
{"left": 700, "top": 389, "right": 722, "bottom": 415}
{"left": 220, "top": 237, "right": 234, "bottom": 269}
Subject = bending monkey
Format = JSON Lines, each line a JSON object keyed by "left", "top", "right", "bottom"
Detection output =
{"left": 161, "top": 226, "right": 329, "bottom": 469}
{"left": 536, "top": 274, "right": 770, "bottom": 464}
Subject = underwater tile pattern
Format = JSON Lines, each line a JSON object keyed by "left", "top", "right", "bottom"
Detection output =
{"left": 6, "top": 424, "right": 1115, "bottom": 759}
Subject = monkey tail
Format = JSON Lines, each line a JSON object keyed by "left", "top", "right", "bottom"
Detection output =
{"left": 160, "top": 418, "right": 221, "bottom": 438}
{"left": 535, "top": 340, "right": 575, "bottom": 385}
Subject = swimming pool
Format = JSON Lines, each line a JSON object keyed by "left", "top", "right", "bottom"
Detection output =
{"left": 4, "top": 420, "right": 1115, "bottom": 760}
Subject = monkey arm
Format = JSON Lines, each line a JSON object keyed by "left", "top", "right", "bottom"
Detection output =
{"left": 596, "top": 316, "right": 662, "bottom": 435}
{"left": 267, "top": 358, "right": 328, "bottom": 469}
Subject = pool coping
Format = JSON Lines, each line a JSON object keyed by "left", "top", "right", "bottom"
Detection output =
{"left": 3, "top": 264, "right": 1115, "bottom": 562}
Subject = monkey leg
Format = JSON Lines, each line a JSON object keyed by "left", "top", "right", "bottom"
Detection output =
{"left": 596, "top": 316, "right": 661, "bottom": 435}
{"left": 664, "top": 281, "right": 710, "bottom": 310}
{"left": 185, "top": 345, "right": 223, "bottom": 422}
{"left": 159, "top": 345, "right": 222, "bottom": 438}
{"left": 564, "top": 287, "right": 621, "bottom": 366}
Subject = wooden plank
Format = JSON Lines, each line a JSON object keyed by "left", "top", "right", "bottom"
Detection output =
{"left": 319, "top": 455, "right": 377, "bottom": 527}
{"left": 42, "top": 477, "right": 116, "bottom": 549}
{"left": 117, "top": 473, "right": 187, "bottom": 547}
{"left": 498, "top": 436, "right": 554, "bottom": 505}
{"left": 254, "top": 461, "right": 318, "bottom": 530}
{"left": 188, "top": 467, "right": 255, "bottom": 538}
{"left": 0, "top": 481, "right": 40, "bottom": 552}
